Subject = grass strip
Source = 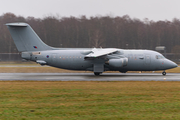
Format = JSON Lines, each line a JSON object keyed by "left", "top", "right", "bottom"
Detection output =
{"left": 0, "top": 81, "right": 180, "bottom": 120}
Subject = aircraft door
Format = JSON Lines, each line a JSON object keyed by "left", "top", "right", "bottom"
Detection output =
{"left": 144, "top": 55, "right": 151, "bottom": 69}
{"left": 145, "top": 55, "right": 151, "bottom": 65}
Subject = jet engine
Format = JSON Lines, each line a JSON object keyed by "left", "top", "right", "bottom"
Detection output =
{"left": 108, "top": 58, "right": 128, "bottom": 68}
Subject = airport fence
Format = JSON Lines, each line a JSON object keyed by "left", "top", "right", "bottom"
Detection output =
{"left": 0, "top": 53, "right": 21, "bottom": 62}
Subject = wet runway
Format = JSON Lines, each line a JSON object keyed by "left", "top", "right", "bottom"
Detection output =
{"left": 0, "top": 73, "right": 180, "bottom": 81}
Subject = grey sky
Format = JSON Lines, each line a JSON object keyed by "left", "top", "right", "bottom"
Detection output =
{"left": 1, "top": 0, "right": 180, "bottom": 21}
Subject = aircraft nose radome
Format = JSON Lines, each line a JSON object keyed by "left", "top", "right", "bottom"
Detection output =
{"left": 164, "top": 59, "right": 178, "bottom": 69}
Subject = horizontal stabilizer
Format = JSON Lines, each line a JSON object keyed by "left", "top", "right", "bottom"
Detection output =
{"left": 6, "top": 23, "right": 28, "bottom": 27}
{"left": 36, "top": 60, "right": 47, "bottom": 65}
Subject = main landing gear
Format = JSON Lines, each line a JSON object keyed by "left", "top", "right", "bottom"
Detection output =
{"left": 162, "top": 71, "right": 166, "bottom": 76}
{"left": 94, "top": 72, "right": 101, "bottom": 76}
{"left": 119, "top": 71, "right": 127, "bottom": 73}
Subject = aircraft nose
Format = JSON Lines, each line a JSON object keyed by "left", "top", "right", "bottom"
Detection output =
{"left": 164, "top": 59, "right": 178, "bottom": 69}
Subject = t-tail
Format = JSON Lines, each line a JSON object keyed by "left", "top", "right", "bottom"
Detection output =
{"left": 6, "top": 23, "right": 54, "bottom": 52}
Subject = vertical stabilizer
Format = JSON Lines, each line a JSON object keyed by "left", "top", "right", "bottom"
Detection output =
{"left": 6, "top": 23, "right": 53, "bottom": 52}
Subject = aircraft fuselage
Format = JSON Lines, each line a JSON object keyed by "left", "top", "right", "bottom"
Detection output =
{"left": 22, "top": 49, "right": 177, "bottom": 72}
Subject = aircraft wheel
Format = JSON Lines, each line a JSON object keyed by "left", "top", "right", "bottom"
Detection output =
{"left": 119, "top": 71, "right": 127, "bottom": 73}
{"left": 94, "top": 72, "right": 101, "bottom": 76}
{"left": 162, "top": 71, "right": 166, "bottom": 76}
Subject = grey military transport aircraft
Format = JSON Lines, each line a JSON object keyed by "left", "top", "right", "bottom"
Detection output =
{"left": 6, "top": 23, "right": 178, "bottom": 76}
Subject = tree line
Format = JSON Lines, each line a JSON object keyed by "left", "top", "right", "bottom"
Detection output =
{"left": 0, "top": 13, "right": 180, "bottom": 54}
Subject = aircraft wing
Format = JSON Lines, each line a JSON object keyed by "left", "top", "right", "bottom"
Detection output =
{"left": 85, "top": 48, "right": 118, "bottom": 58}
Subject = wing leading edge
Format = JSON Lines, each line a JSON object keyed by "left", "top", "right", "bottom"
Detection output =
{"left": 85, "top": 48, "right": 118, "bottom": 58}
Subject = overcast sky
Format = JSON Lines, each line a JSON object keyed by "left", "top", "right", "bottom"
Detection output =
{"left": 1, "top": 0, "right": 180, "bottom": 21}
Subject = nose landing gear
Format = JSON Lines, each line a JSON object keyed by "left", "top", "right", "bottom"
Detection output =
{"left": 162, "top": 71, "right": 166, "bottom": 76}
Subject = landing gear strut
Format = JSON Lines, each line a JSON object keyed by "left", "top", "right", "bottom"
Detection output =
{"left": 162, "top": 71, "right": 166, "bottom": 76}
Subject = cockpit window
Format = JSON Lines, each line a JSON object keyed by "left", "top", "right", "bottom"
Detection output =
{"left": 156, "top": 55, "right": 164, "bottom": 59}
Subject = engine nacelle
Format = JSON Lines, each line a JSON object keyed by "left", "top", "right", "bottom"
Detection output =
{"left": 109, "top": 58, "right": 128, "bottom": 68}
